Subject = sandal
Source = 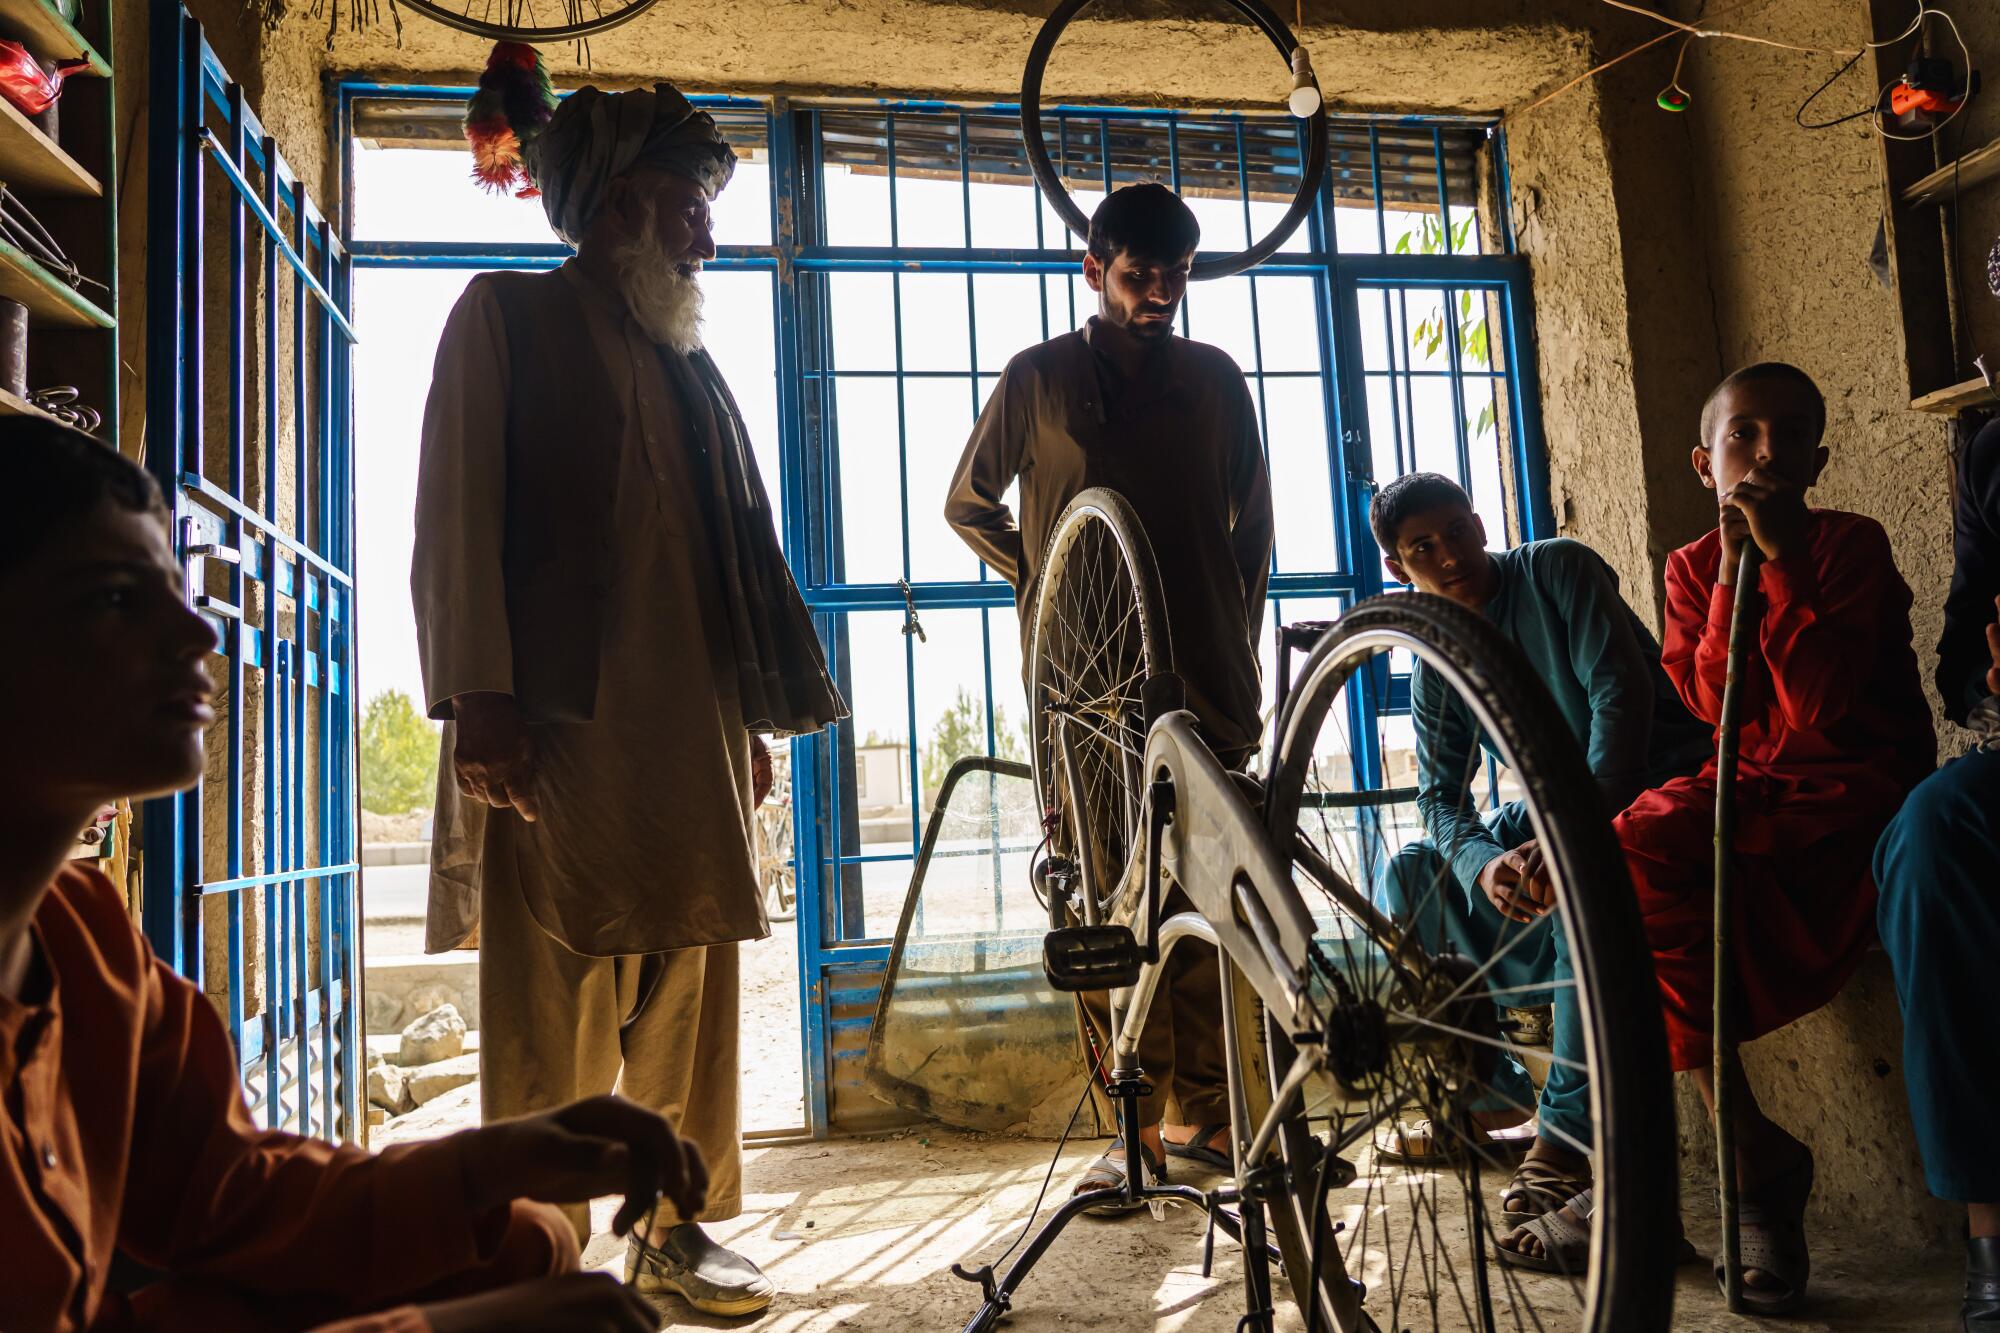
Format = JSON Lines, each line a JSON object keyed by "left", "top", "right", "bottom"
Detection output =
{"left": 1496, "top": 1189, "right": 1594, "bottom": 1275}
{"left": 1072, "top": 1136, "right": 1166, "bottom": 1217}
{"left": 1497, "top": 1187, "right": 1700, "bottom": 1276}
{"left": 1715, "top": 1144, "right": 1815, "bottom": 1316}
{"left": 1375, "top": 1117, "right": 1536, "bottom": 1168}
{"left": 1164, "top": 1122, "right": 1233, "bottom": 1172}
{"left": 1500, "top": 1155, "right": 1592, "bottom": 1224}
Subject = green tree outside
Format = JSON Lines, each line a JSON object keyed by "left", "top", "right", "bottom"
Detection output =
{"left": 921, "top": 686, "right": 1028, "bottom": 800}
{"left": 359, "top": 688, "right": 440, "bottom": 816}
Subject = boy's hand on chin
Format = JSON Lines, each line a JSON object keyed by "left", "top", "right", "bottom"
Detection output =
{"left": 1717, "top": 503, "right": 1751, "bottom": 585}
{"left": 1722, "top": 465, "right": 1808, "bottom": 565}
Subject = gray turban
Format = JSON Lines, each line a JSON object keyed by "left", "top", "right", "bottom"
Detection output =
{"left": 525, "top": 83, "right": 736, "bottom": 247}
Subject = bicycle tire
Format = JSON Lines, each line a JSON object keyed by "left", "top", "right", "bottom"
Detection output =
{"left": 1027, "top": 486, "right": 1174, "bottom": 913}
{"left": 1254, "top": 593, "right": 1679, "bottom": 1332}
{"left": 395, "top": 0, "right": 661, "bottom": 41}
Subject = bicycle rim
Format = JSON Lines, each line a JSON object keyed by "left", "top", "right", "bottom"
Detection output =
{"left": 1248, "top": 593, "right": 1678, "bottom": 1333}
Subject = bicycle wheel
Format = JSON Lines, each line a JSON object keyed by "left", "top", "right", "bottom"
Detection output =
{"left": 1251, "top": 593, "right": 1678, "bottom": 1333}
{"left": 1027, "top": 487, "right": 1174, "bottom": 921}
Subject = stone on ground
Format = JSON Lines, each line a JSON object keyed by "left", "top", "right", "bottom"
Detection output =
{"left": 398, "top": 1002, "right": 466, "bottom": 1066}
{"left": 408, "top": 1052, "right": 480, "bottom": 1106}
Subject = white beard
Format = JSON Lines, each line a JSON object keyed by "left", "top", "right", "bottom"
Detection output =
{"left": 611, "top": 202, "right": 705, "bottom": 353}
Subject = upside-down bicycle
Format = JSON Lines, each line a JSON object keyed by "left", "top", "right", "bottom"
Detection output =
{"left": 957, "top": 487, "right": 1680, "bottom": 1333}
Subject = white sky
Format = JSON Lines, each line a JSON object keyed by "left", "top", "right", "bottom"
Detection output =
{"left": 349, "top": 135, "right": 1504, "bottom": 824}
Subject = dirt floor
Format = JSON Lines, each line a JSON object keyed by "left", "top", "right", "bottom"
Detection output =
{"left": 379, "top": 1084, "right": 1961, "bottom": 1331}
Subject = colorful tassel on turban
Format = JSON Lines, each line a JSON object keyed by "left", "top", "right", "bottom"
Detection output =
{"left": 463, "top": 42, "right": 557, "bottom": 197}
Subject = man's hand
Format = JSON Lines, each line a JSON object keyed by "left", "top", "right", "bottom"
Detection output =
{"left": 751, "top": 733, "right": 774, "bottom": 807}
{"left": 1986, "top": 593, "right": 2000, "bottom": 698}
{"left": 452, "top": 692, "right": 540, "bottom": 822}
{"left": 1721, "top": 465, "right": 1809, "bottom": 567}
{"left": 458, "top": 1094, "right": 708, "bottom": 1238}
{"left": 422, "top": 1274, "right": 655, "bottom": 1333}
{"left": 1478, "top": 844, "right": 1554, "bottom": 924}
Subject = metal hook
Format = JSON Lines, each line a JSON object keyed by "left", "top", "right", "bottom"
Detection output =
{"left": 897, "top": 578, "right": 928, "bottom": 643}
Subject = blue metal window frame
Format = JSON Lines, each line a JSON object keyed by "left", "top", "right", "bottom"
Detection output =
{"left": 147, "top": 2, "right": 361, "bottom": 1140}
{"left": 335, "top": 86, "right": 1544, "bottom": 1139}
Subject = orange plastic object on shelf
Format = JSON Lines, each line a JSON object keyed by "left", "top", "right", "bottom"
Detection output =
{"left": 0, "top": 42, "right": 89, "bottom": 118}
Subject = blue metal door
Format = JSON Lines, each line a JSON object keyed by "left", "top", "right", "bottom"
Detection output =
{"left": 143, "top": 2, "right": 362, "bottom": 1141}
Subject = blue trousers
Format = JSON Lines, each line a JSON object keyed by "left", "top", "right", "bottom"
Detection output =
{"left": 1873, "top": 746, "right": 2000, "bottom": 1203}
{"left": 1377, "top": 802, "right": 1593, "bottom": 1151}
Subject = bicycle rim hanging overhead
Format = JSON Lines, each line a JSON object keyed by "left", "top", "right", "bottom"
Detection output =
{"left": 1018, "top": 0, "right": 1328, "bottom": 280}
{"left": 395, "top": 0, "right": 661, "bottom": 41}
{"left": 1254, "top": 595, "right": 1680, "bottom": 1333}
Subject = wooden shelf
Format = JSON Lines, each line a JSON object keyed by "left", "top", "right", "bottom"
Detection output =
{"left": 1902, "top": 133, "right": 2000, "bottom": 207}
{"left": 0, "top": 88, "right": 95, "bottom": 195}
{"left": 1911, "top": 374, "right": 1999, "bottom": 416}
{"left": 0, "top": 0, "right": 108, "bottom": 77}
{"left": 0, "top": 383, "right": 61, "bottom": 421}
{"left": 0, "top": 234, "right": 108, "bottom": 327}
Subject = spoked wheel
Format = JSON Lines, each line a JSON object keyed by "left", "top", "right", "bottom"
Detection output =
{"left": 395, "top": 0, "right": 661, "bottom": 41}
{"left": 1027, "top": 487, "right": 1174, "bottom": 921}
{"left": 1250, "top": 593, "right": 1678, "bottom": 1332}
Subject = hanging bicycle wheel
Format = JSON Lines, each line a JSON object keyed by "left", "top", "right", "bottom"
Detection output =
{"left": 395, "top": 0, "right": 660, "bottom": 41}
{"left": 1249, "top": 593, "right": 1678, "bottom": 1332}
{"left": 1027, "top": 487, "right": 1174, "bottom": 922}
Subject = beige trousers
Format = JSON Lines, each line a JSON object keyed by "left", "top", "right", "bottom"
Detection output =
{"left": 479, "top": 852, "right": 742, "bottom": 1244}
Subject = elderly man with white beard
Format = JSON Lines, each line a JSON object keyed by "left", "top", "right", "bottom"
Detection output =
{"left": 411, "top": 81, "right": 843, "bottom": 1319}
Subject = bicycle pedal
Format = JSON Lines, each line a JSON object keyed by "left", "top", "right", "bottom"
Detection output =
{"left": 1042, "top": 923, "right": 1143, "bottom": 991}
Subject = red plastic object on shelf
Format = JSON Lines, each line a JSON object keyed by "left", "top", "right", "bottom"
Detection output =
{"left": 0, "top": 43, "right": 89, "bottom": 118}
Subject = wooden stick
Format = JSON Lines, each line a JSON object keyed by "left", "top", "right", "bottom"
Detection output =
{"left": 1712, "top": 539, "right": 1762, "bottom": 1313}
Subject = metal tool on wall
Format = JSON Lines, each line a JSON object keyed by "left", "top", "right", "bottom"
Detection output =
{"left": 0, "top": 186, "right": 103, "bottom": 295}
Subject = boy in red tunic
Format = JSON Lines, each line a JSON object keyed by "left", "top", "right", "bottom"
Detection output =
{"left": 1617, "top": 362, "right": 1934, "bottom": 1312}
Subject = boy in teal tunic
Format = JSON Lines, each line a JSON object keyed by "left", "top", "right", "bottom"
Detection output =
{"left": 1370, "top": 473, "right": 1709, "bottom": 1225}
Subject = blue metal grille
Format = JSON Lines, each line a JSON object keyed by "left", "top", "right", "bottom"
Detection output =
{"left": 146, "top": 4, "right": 360, "bottom": 1140}
{"left": 338, "top": 89, "right": 1541, "bottom": 1137}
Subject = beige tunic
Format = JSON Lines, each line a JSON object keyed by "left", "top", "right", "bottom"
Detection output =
{"left": 412, "top": 261, "right": 765, "bottom": 957}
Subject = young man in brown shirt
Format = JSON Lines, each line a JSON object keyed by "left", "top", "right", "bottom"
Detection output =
{"left": 945, "top": 183, "right": 1274, "bottom": 1208}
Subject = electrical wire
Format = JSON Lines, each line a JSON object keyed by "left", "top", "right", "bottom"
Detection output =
{"left": 1597, "top": 0, "right": 1861, "bottom": 57}
{"left": 960, "top": 1037, "right": 1109, "bottom": 1278}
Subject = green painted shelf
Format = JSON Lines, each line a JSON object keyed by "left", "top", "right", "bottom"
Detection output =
{"left": 0, "top": 0, "right": 110, "bottom": 78}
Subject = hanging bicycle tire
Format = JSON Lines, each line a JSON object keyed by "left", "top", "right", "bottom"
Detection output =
{"left": 1027, "top": 487, "right": 1175, "bottom": 923}
{"left": 1253, "top": 593, "right": 1679, "bottom": 1332}
{"left": 395, "top": 0, "right": 660, "bottom": 42}
{"left": 1018, "top": 0, "right": 1327, "bottom": 281}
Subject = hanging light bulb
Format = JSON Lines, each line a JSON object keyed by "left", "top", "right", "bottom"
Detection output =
{"left": 1289, "top": 45, "right": 1321, "bottom": 118}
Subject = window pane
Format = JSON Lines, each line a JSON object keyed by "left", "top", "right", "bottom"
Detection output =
{"left": 832, "top": 377, "right": 904, "bottom": 583}
{"left": 972, "top": 275, "right": 1048, "bottom": 372}
{"left": 829, "top": 272, "right": 897, "bottom": 372}
{"left": 1182, "top": 277, "right": 1258, "bottom": 372}
{"left": 904, "top": 378, "right": 979, "bottom": 583}
{"left": 1264, "top": 376, "right": 1340, "bottom": 575}
{"left": 1255, "top": 276, "right": 1323, "bottom": 374}
{"left": 700, "top": 271, "right": 781, "bottom": 519}
{"left": 898, "top": 274, "right": 972, "bottom": 373}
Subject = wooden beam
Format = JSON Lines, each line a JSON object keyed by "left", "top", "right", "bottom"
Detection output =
{"left": 1903, "top": 133, "right": 2000, "bottom": 207}
{"left": 1911, "top": 373, "right": 1999, "bottom": 416}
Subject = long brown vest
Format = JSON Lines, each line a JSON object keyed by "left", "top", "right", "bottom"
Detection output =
{"left": 486, "top": 269, "right": 624, "bottom": 723}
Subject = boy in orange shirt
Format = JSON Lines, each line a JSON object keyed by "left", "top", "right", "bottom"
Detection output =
{"left": 0, "top": 419, "right": 705, "bottom": 1332}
